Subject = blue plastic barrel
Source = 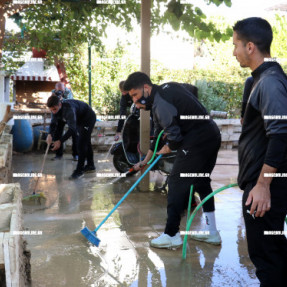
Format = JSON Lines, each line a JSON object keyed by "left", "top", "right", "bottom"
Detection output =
{"left": 11, "top": 119, "right": 34, "bottom": 152}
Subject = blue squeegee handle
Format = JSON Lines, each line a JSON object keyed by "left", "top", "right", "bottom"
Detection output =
{"left": 93, "top": 154, "right": 163, "bottom": 233}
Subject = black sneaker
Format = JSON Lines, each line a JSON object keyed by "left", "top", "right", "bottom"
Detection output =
{"left": 83, "top": 165, "right": 96, "bottom": 173}
{"left": 51, "top": 155, "right": 62, "bottom": 161}
{"left": 69, "top": 170, "right": 84, "bottom": 180}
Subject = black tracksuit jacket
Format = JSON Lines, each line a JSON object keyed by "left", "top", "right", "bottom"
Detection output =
{"left": 149, "top": 83, "right": 220, "bottom": 151}
{"left": 49, "top": 100, "right": 96, "bottom": 143}
{"left": 238, "top": 62, "right": 287, "bottom": 194}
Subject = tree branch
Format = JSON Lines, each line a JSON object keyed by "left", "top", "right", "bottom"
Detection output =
{"left": 0, "top": 0, "right": 30, "bottom": 63}
{"left": 4, "top": 4, "right": 30, "bottom": 17}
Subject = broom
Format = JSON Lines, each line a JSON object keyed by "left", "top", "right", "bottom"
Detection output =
{"left": 81, "top": 130, "right": 165, "bottom": 246}
{"left": 22, "top": 143, "right": 50, "bottom": 202}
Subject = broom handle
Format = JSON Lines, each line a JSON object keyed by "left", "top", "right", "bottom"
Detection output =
{"left": 40, "top": 143, "right": 50, "bottom": 174}
{"left": 94, "top": 154, "right": 163, "bottom": 233}
{"left": 33, "top": 143, "right": 50, "bottom": 194}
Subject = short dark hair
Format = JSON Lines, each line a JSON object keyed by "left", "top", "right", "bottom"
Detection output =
{"left": 123, "top": 72, "right": 153, "bottom": 91}
{"left": 119, "top": 81, "right": 125, "bottom": 90}
{"left": 47, "top": 94, "right": 60, "bottom": 107}
{"left": 233, "top": 17, "right": 273, "bottom": 54}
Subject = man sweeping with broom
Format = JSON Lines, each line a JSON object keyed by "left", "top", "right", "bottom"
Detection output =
{"left": 124, "top": 72, "right": 222, "bottom": 248}
{"left": 46, "top": 95, "right": 96, "bottom": 179}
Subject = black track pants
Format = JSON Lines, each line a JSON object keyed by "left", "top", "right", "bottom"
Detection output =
{"left": 56, "top": 132, "right": 78, "bottom": 157}
{"left": 76, "top": 116, "right": 96, "bottom": 172}
{"left": 243, "top": 183, "right": 287, "bottom": 287}
{"left": 164, "top": 135, "right": 221, "bottom": 236}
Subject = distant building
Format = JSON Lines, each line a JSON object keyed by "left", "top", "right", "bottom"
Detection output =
{"left": 10, "top": 49, "right": 60, "bottom": 109}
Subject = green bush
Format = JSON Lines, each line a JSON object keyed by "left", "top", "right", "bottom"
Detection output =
{"left": 195, "top": 79, "right": 227, "bottom": 113}
{"left": 148, "top": 63, "right": 249, "bottom": 117}
{"left": 65, "top": 25, "right": 287, "bottom": 118}
{"left": 65, "top": 42, "right": 137, "bottom": 115}
{"left": 66, "top": 49, "right": 250, "bottom": 118}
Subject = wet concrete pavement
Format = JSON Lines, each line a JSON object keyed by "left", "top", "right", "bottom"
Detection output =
{"left": 12, "top": 150, "right": 263, "bottom": 286}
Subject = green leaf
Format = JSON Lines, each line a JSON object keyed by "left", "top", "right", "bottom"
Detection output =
{"left": 224, "top": 0, "right": 232, "bottom": 8}
{"left": 226, "top": 27, "right": 234, "bottom": 37}
{"left": 214, "top": 31, "right": 222, "bottom": 42}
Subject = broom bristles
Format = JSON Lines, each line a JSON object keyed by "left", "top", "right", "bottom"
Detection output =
{"left": 22, "top": 192, "right": 46, "bottom": 201}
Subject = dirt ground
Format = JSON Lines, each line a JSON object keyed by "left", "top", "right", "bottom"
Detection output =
{"left": 12, "top": 149, "right": 266, "bottom": 287}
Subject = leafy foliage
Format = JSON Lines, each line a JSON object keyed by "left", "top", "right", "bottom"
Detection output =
{"left": 271, "top": 14, "right": 287, "bottom": 62}
{"left": 158, "top": 0, "right": 233, "bottom": 41}
{"left": 65, "top": 41, "right": 248, "bottom": 117}
{"left": 147, "top": 62, "right": 248, "bottom": 117}
{"left": 21, "top": 0, "right": 139, "bottom": 59}
{"left": 2, "top": 31, "right": 28, "bottom": 73}
{"left": 5, "top": 3, "right": 287, "bottom": 118}
{"left": 195, "top": 79, "right": 227, "bottom": 112}
{"left": 65, "top": 42, "right": 137, "bottom": 115}
{"left": 3, "top": 0, "right": 233, "bottom": 64}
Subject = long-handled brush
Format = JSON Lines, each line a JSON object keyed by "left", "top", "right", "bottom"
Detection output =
{"left": 81, "top": 154, "right": 163, "bottom": 246}
{"left": 22, "top": 143, "right": 50, "bottom": 202}
{"left": 82, "top": 130, "right": 165, "bottom": 246}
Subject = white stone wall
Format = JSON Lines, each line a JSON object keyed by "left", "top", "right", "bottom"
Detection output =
{"left": 65, "top": 119, "right": 242, "bottom": 151}
{"left": 30, "top": 118, "right": 241, "bottom": 152}
{"left": 0, "top": 184, "right": 28, "bottom": 287}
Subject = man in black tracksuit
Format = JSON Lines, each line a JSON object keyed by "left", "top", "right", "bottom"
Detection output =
{"left": 47, "top": 95, "right": 96, "bottom": 179}
{"left": 50, "top": 83, "right": 78, "bottom": 161}
{"left": 124, "top": 72, "right": 222, "bottom": 249}
{"left": 233, "top": 17, "right": 287, "bottom": 286}
{"left": 115, "top": 81, "right": 133, "bottom": 140}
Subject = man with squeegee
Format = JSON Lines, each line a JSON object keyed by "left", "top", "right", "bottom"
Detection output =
{"left": 123, "top": 72, "right": 222, "bottom": 248}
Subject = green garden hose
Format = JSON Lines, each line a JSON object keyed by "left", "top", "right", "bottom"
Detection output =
{"left": 147, "top": 130, "right": 165, "bottom": 165}
{"left": 182, "top": 183, "right": 238, "bottom": 259}
{"left": 186, "top": 185, "right": 194, "bottom": 230}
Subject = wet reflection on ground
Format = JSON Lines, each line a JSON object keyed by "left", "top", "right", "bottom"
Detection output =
{"left": 13, "top": 150, "right": 261, "bottom": 286}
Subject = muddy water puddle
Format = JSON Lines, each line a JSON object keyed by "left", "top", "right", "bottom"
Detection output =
{"left": 12, "top": 151, "right": 261, "bottom": 286}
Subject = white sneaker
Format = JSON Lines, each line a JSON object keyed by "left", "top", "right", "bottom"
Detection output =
{"left": 150, "top": 233, "right": 182, "bottom": 249}
{"left": 189, "top": 230, "right": 222, "bottom": 245}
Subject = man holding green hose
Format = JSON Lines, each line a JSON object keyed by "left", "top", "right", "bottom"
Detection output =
{"left": 124, "top": 72, "right": 222, "bottom": 248}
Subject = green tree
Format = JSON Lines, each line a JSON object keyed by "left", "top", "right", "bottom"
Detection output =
{"left": 2, "top": 0, "right": 234, "bottom": 63}
{"left": 271, "top": 14, "right": 287, "bottom": 61}
{"left": 0, "top": 1, "right": 29, "bottom": 64}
